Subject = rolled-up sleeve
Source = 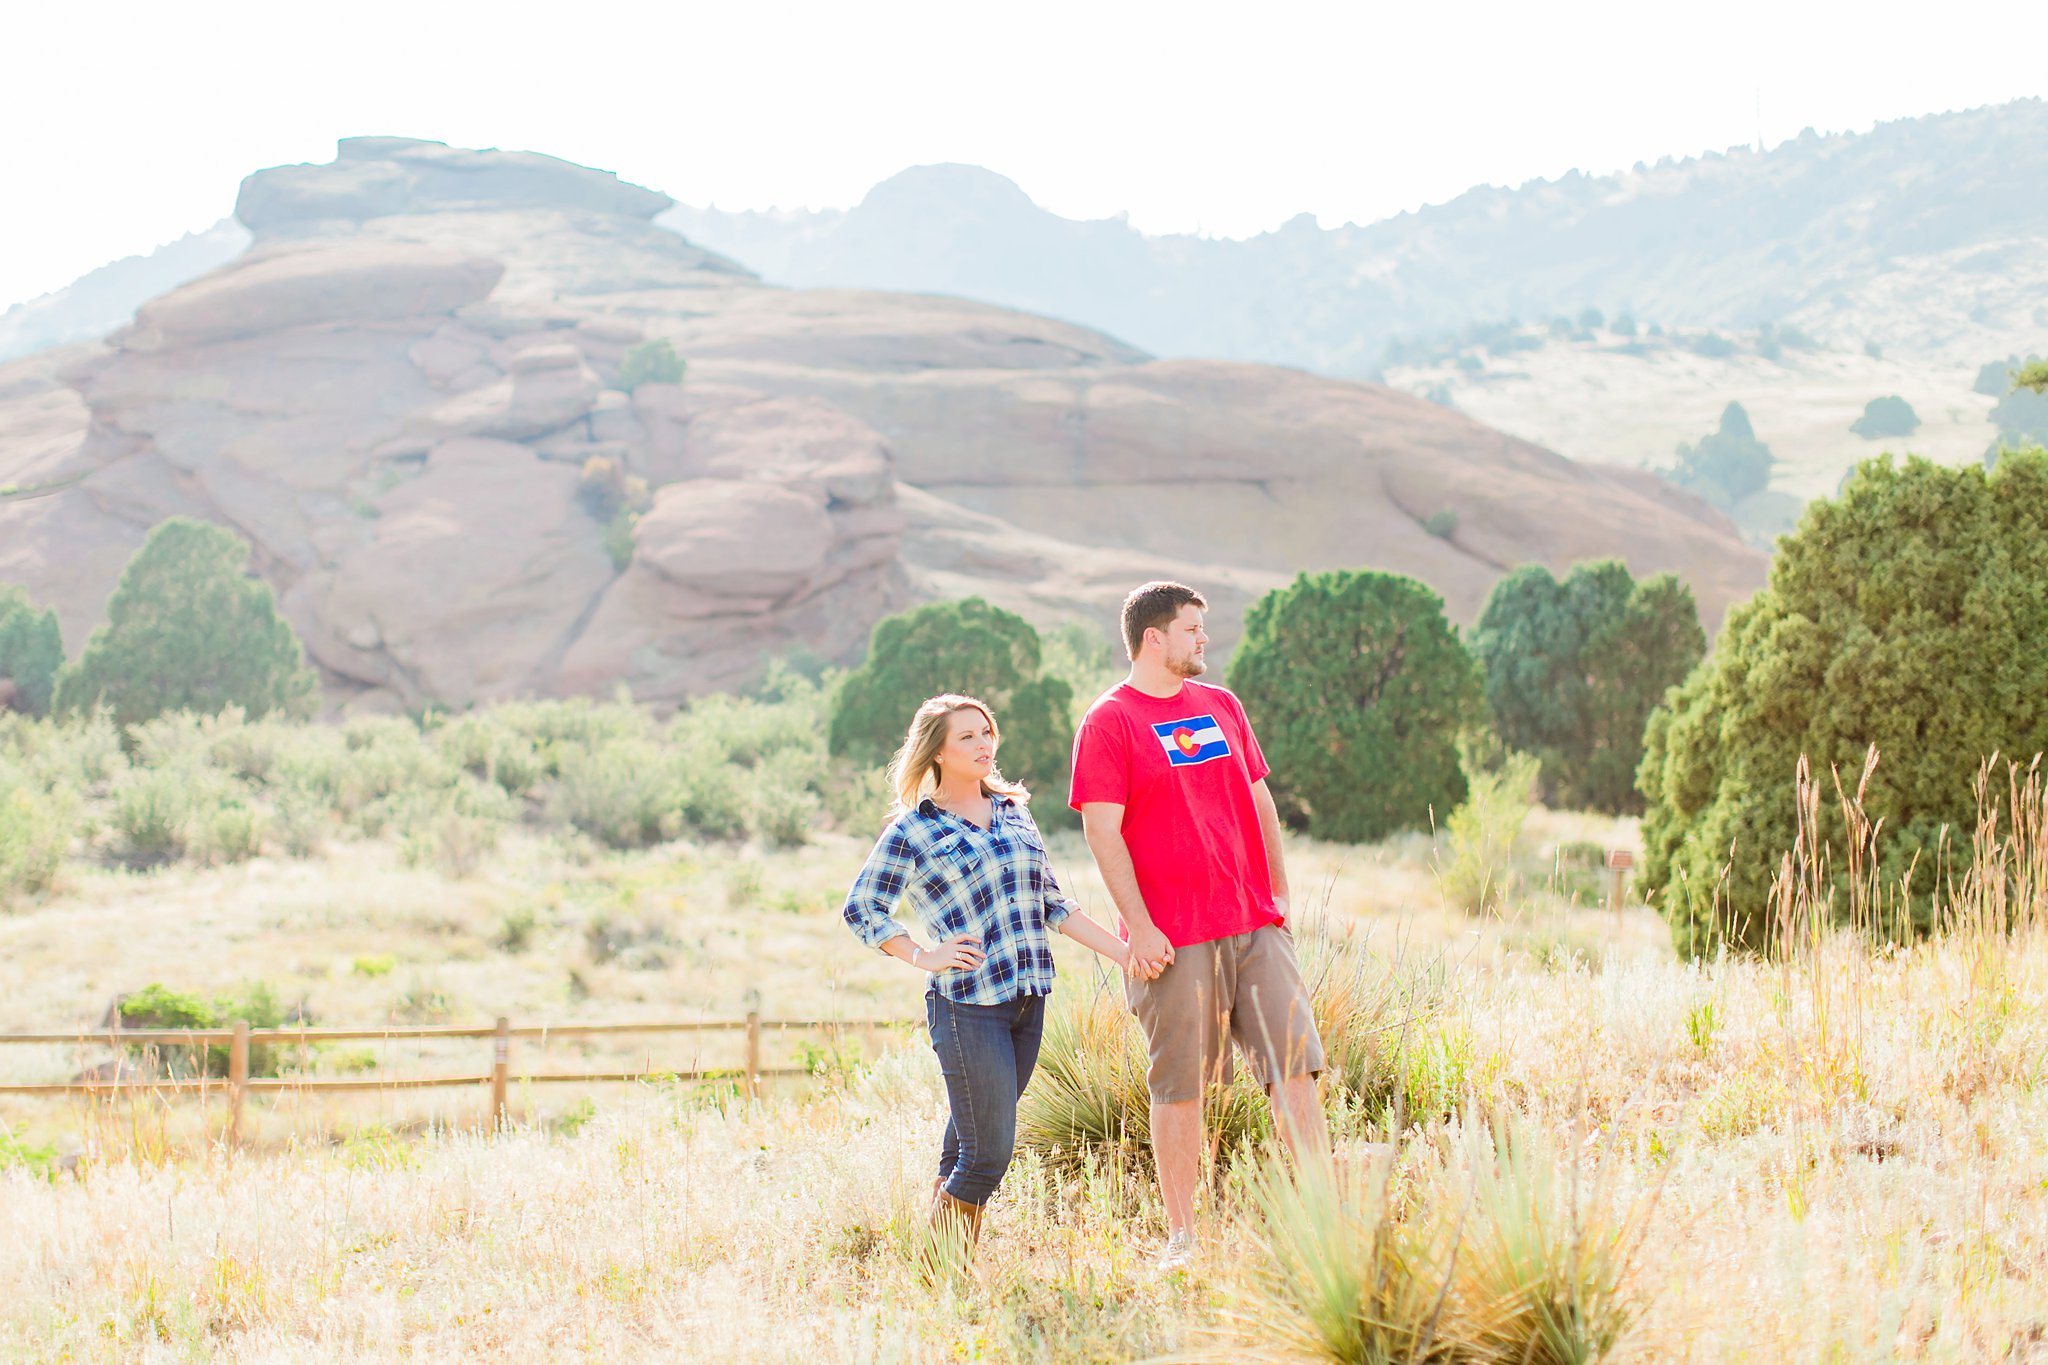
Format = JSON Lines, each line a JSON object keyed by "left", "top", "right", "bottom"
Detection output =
{"left": 842, "top": 821, "right": 919, "bottom": 949}
{"left": 1026, "top": 815, "right": 1079, "bottom": 929}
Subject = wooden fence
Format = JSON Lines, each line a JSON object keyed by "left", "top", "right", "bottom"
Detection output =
{"left": 0, "top": 1013, "right": 912, "bottom": 1143}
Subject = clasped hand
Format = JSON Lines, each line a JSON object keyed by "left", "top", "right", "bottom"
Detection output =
{"left": 1124, "top": 924, "right": 1174, "bottom": 981}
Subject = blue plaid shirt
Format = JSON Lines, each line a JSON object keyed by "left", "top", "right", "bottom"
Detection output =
{"left": 841, "top": 795, "right": 1080, "bottom": 1005}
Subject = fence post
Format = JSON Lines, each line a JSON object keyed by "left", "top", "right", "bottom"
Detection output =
{"left": 743, "top": 1010, "right": 761, "bottom": 1099}
{"left": 490, "top": 1016, "right": 510, "bottom": 1130}
{"left": 227, "top": 1019, "right": 250, "bottom": 1149}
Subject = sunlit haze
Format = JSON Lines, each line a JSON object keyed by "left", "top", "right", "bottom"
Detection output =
{"left": 4, "top": 0, "right": 2045, "bottom": 308}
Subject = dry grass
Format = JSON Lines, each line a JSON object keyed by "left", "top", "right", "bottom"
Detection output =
{"left": 4, "top": 805, "right": 2048, "bottom": 1361}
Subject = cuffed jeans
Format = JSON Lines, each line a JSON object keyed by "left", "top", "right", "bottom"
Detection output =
{"left": 927, "top": 991, "right": 1046, "bottom": 1206}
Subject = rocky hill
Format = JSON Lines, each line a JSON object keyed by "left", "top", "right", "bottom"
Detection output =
{"left": 0, "top": 138, "right": 1764, "bottom": 714}
{"left": 666, "top": 102, "right": 2047, "bottom": 504}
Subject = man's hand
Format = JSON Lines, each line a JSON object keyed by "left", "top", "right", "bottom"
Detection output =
{"left": 1125, "top": 922, "right": 1174, "bottom": 981}
{"left": 1272, "top": 893, "right": 1290, "bottom": 923}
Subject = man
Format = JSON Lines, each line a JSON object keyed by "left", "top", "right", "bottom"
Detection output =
{"left": 1069, "top": 580, "right": 1330, "bottom": 1271}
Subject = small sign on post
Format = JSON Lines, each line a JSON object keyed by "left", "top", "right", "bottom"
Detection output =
{"left": 1606, "top": 849, "right": 1635, "bottom": 914}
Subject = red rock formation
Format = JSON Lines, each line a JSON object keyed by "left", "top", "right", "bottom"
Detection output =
{"left": 0, "top": 138, "right": 1765, "bottom": 713}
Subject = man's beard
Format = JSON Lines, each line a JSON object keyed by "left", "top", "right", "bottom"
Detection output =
{"left": 1166, "top": 647, "right": 1207, "bottom": 679}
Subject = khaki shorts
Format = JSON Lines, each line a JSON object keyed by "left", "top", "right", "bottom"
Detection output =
{"left": 1125, "top": 924, "right": 1325, "bottom": 1104}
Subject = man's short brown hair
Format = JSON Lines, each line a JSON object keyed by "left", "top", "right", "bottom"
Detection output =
{"left": 1121, "top": 581, "right": 1208, "bottom": 659}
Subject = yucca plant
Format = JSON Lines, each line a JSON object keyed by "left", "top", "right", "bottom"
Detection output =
{"left": 1018, "top": 922, "right": 1449, "bottom": 1175}
{"left": 1195, "top": 1149, "right": 1463, "bottom": 1364}
{"left": 1446, "top": 1115, "right": 1659, "bottom": 1364}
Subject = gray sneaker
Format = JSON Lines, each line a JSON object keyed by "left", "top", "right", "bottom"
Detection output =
{"left": 1155, "top": 1229, "right": 1197, "bottom": 1272}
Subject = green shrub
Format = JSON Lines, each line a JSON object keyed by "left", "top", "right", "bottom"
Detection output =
{"left": 747, "top": 749, "right": 821, "bottom": 848}
{"left": 117, "top": 981, "right": 292, "bottom": 1077}
{"left": 617, "top": 338, "right": 685, "bottom": 391}
{"left": 1229, "top": 570, "right": 1482, "bottom": 842}
{"left": 270, "top": 777, "right": 333, "bottom": 858}
{"left": 547, "top": 735, "right": 676, "bottom": 848}
{"left": 108, "top": 765, "right": 201, "bottom": 867}
{"left": 1423, "top": 508, "right": 1458, "bottom": 539}
{"left": 672, "top": 748, "right": 750, "bottom": 841}
{"left": 0, "top": 586, "right": 63, "bottom": 716}
{"left": 0, "top": 1125, "right": 58, "bottom": 1181}
{"left": 1470, "top": 560, "right": 1705, "bottom": 814}
{"left": 54, "top": 518, "right": 317, "bottom": 728}
{"left": 191, "top": 793, "right": 266, "bottom": 866}
{"left": 495, "top": 906, "right": 539, "bottom": 953}
{"left": 0, "top": 783, "right": 70, "bottom": 899}
{"left": 1435, "top": 750, "right": 1540, "bottom": 914}
{"left": 1639, "top": 450, "right": 2048, "bottom": 953}
{"left": 331, "top": 719, "right": 459, "bottom": 834}
{"left": 830, "top": 598, "right": 1074, "bottom": 826}
{"left": 1850, "top": 395, "right": 1919, "bottom": 439}
{"left": 432, "top": 713, "right": 544, "bottom": 795}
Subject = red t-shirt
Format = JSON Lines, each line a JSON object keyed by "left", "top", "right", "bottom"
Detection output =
{"left": 1068, "top": 680, "right": 1280, "bottom": 947}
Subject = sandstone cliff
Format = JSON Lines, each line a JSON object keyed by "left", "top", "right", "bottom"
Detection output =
{"left": 0, "top": 138, "right": 1765, "bottom": 712}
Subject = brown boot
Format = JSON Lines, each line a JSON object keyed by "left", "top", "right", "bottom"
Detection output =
{"left": 928, "top": 1187, "right": 984, "bottom": 1259}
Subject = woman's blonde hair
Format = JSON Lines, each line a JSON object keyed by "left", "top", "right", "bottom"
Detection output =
{"left": 888, "top": 694, "right": 1031, "bottom": 816}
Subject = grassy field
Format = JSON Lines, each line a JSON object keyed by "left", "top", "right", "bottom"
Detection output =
{"left": 3, "top": 802, "right": 2047, "bottom": 1360}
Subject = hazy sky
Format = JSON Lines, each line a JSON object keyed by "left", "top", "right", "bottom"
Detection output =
{"left": 6, "top": 0, "right": 2045, "bottom": 308}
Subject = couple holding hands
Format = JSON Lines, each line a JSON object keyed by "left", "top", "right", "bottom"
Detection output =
{"left": 840, "top": 581, "right": 1329, "bottom": 1270}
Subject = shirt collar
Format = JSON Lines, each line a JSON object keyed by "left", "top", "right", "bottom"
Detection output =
{"left": 916, "top": 792, "right": 1015, "bottom": 818}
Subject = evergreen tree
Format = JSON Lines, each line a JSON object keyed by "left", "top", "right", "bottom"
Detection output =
{"left": 829, "top": 598, "right": 1074, "bottom": 823}
{"left": 0, "top": 587, "right": 63, "bottom": 716}
{"left": 1670, "top": 401, "right": 1773, "bottom": 510}
{"left": 1638, "top": 450, "right": 2048, "bottom": 955}
{"left": 1471, "top": 561, "right": 1704, "bottom": 814}
{"left": 54, "top": 518, "right": 318, "bottom": 728}
{"left": 1228, "top": 569, "right": 1482, "bottom": 842}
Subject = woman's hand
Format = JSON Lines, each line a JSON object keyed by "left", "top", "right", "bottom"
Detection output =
{"left": 912, "top": 934, "right": 985, "bottom": 974}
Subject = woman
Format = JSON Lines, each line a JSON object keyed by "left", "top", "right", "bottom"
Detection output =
{"left": 841, "top": 693, "right": 1127, "bottom": 1256}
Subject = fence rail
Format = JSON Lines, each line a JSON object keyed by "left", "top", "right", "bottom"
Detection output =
{"left": 0, "top": 1012, "right": 914, "bottom": 1142}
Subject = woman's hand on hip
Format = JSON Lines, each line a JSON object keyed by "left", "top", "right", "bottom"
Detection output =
{"left": 913, "top": 934, "right": 985, "bottom": 973}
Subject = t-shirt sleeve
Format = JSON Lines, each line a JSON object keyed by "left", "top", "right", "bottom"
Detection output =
{"left": 1225, "top": 688, "right": 1271, "bottom": 784}
{"left": 1068, "top": 709, "right": 1131, "bottom": 810}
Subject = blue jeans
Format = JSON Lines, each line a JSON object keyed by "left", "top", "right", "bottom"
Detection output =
{"left": 927, "top": 991, "right": 1046, "bottom": 1206}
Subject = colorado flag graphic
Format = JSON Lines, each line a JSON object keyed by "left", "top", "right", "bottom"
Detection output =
{"left": 1152, "top": 715, "right": 1232, "bottom": 768}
